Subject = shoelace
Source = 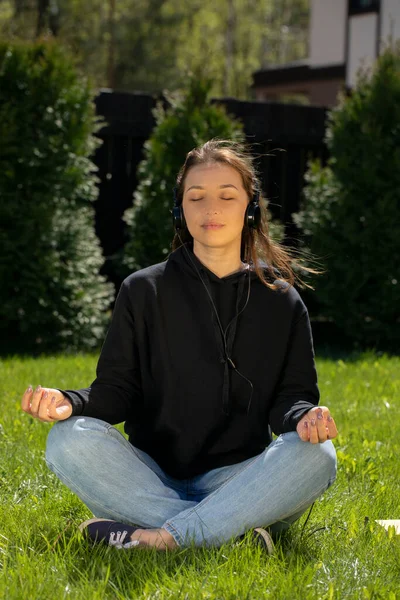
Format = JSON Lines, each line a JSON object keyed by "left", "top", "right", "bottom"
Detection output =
{"left": 108, "top": 530, "right": 140, "bottom": 549}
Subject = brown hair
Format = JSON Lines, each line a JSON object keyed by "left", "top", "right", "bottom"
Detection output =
{"left": 171, "top": 138, "right": 322, "bottom": 291}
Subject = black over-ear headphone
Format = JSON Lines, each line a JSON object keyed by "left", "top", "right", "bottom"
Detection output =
{"left": 172, "top": 186, "right": 262, "bottom": 232}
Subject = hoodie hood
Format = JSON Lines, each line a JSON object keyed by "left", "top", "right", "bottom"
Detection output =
{"left": 168, "top": 242, "right": 268, "bottom": 415}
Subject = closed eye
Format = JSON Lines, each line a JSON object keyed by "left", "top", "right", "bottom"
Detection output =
{"left": 190, "top": 197, "right": 235, "bottom": 201}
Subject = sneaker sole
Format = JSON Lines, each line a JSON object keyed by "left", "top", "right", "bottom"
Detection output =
{"left": 78, "top": 518, "right": 117, "bottom": 534}
{"left": 254, "top": 527, "right": 275, "bottom": 555}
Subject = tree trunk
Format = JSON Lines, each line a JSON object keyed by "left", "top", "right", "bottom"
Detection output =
{"left": 224, "top": 0, "right": 236, "bottom": 96}
{"left": 36, "top": 0, "right": 49, "bottom": 37}
{"left": 107, "top": 0, "right": 116, "bottom": 89}
{"left": 14, "top": 0, "right": 26, "bottom": 17}
{"left": 49, "top": 0, "right": 60, "bottom": 36}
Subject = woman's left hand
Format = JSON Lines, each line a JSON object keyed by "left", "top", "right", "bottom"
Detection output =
{"left": 296, "top": 406, "right": 338, "bottom": 444}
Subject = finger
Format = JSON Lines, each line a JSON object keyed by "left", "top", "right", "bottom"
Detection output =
{"left": 298, "top": 420, "right": 310, "bottom": 442}
{"left": 30, "top": 385, "right": 44, "bottom": 415}
{"left": 47, "top": 396, "right": 61, "bottom": 420}
{"left": 38, "top": 390, "right": 52, "bottom": 420}
{"left": 316, "top": 407, "right": 338, "bottom": 439}
{"left": 316, "top": 407, "right": 328, "bottom": 443}
{"left": 309, "top": 418, "right": 319, "bottom": 444}
{"left": 319, "top": 407, "right": 332, "bottom": 421}
{"left": 326, "top": 415, "right": 338, "bottom": 439}
{"left": 36, "top": 395, "right": 60, "bottom": 423}
{"left": 21, "top": 385, "right": 33, "bottom": 412}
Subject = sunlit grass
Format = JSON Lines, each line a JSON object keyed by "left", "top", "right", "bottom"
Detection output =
{"left": 0, "top": 350, "right": 399, "bottom": 599}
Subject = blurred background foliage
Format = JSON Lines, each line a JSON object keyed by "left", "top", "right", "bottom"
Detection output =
{"left": 0, "top": 0, "right": 310, "bottom": 100}
{"left": 0, "top": 40, "right": 114, "bottom": 354}
{"left": 1, "top": 2, "right": 399, "bottom": 353}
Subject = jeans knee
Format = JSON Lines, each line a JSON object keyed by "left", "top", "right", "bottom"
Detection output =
{"left": 315, "top": 440, "right": 337, "bottom": 487}
{"left": 45, "top": 416, "right": 109, "bottom": 470}
{"left": 287, "top": 433, "right": 337, "bottom": 489}
{"left": 45, "top": 418, "right": 73, "bottom": 467}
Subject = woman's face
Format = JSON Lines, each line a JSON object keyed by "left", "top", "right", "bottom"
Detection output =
{"left": 182, "top": 162, "right": 249, "bottom": 250}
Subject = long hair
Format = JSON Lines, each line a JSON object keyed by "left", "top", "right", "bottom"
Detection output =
{"left": 171, "top": 138, "right": 322, "bottom": 291}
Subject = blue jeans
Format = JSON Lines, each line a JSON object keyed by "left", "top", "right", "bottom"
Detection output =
{"left": 45, "top": 417, "right": 337, "bottom": 548}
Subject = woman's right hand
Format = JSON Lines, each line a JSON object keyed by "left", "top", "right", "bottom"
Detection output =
{"left": 21, "top": 385, "right": 73, "bottom": 422}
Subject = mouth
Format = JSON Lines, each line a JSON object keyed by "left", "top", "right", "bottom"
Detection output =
{"left": 202, "top": 224, "right": 225, "bottom": 230}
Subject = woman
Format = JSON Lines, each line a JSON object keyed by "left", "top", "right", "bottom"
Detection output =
{"left": 21, "top": 139, "right": 338, "bottom": 553}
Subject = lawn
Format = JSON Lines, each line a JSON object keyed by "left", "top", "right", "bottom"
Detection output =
{"left": 0, "top": 350, "right": 399, "bottom": 599}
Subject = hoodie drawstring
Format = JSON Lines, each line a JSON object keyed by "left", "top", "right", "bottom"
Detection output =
{"left": 203, "top": 271, "right": 248, "bottom": 416}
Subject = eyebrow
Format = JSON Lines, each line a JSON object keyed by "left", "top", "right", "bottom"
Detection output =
{"left": 186, "top": 184, "right": 239, "bottom": 192}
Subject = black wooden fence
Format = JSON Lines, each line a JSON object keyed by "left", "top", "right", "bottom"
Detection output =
{"left": 92, "top": 90, "right": 329, "bottom": 287}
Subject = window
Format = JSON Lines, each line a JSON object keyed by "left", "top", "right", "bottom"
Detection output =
{"left": 349, "top": 0, "right": 380, "bottom": 15}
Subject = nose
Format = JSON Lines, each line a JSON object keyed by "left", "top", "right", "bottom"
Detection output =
{"left": 204, "top": 196, "right": 221, "bottom": 215}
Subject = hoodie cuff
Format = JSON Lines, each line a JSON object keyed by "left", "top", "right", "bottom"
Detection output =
{"left": 285, "top": 404, "right": 317, "bottom": 432}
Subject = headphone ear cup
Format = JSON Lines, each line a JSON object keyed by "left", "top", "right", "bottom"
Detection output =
{"left": 245, "top": 202, "right": 261, "bottom": 229}
{"left": 172, "top": 205, "right": 186, "bottom": 231}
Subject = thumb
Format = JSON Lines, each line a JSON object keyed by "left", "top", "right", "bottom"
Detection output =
{"left": 48, "top": 395, "right": 72, "bottom": 421}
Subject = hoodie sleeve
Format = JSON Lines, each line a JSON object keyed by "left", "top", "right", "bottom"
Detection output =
{"left": 268, "top": 307, "right": 320, "bottom": 435}
{"left": 56, "top": 280, "right": 142, "bottom": 425}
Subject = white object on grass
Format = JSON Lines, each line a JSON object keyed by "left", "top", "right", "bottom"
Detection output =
{"left": 375, "top": 520, "right": 400, "bottom": 534}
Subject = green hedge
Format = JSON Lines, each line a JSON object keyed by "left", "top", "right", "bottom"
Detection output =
{"left": 0, "top": 41, "right": 114, "bottom": 354}
{"left": 293, "top": 43, "right": 400, "bottom": 350}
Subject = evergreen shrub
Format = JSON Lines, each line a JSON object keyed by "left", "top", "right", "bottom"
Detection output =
{"left": 0, "top": 40, "right": 114, "bottom": 353}
{"left": 293, "top": 43, "right": 400, "bottom": 350}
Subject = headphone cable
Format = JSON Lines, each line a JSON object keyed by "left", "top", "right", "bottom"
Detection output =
{"left": 177, "top": 231, "right": 254, "bottom": 413}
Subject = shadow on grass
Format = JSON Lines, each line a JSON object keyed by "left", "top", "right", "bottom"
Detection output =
{"left": 42, "top": 522, "right": 319, "bottom": 590}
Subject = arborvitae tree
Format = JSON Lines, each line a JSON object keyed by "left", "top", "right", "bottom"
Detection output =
{"left": 122, "top": 77, "right": 283, "bottom": 275}
{"left": 293, "top": 42, "right": 400, "bottom": 350}
{"left": 0, "top": 40, "right": 114, "bottom": 354}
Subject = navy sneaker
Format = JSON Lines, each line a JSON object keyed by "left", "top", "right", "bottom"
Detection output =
{"left": 79, "top": 518, "right": 142, "bottom": 549}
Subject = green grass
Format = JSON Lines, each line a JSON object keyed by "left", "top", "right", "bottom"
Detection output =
{"left": 0, "top": 350, "right": 399, "bottom": 599}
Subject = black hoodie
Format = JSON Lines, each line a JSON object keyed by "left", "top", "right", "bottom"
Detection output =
{"left": 58, "top": 242, "right": 319, "bottom": 479}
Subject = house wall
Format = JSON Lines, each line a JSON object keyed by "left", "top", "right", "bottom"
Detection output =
{"left": 308, "top": 79, "right": 346, "bottom": 107}
{"left": 347, "top": 13, "right": 379, "bottom": 86}
{"left": 309, "top": 0, "right": 347, "bottom": 66}
{"left": 252, "top": 0, "right": 400, "bottom": 108}
{"left": 381, "top": 0, "right": 400, "bottom": 48}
